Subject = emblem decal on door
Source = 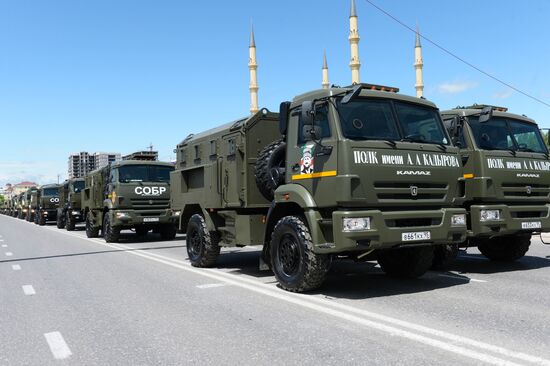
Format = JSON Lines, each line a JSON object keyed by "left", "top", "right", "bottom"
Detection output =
{"left": 300, "top": 143, "right": 315, "bottom": 174}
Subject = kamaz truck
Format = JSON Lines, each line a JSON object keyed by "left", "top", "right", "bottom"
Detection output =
{"left": 82, "top": 160, "right": 176, "bottom": 242}
{"left": 17, "top": 192, "right": 28, "bottom": 219}
{"left": 56, "top": 178, "right": 85, "bottom": 230}
{"left": 13, "top": 194, "right": 23, "bottom": 217}
{"left": 33, "top": 184, "right": 60, "bottom": 225}
{"left": 24, "top": 187, "right": 38, "bottom": 221}
{"left": 171, "top": 84, "right": 468, "bottom": 292}
{"left": 441, "top": 104, "right": 550, "bottom": 262}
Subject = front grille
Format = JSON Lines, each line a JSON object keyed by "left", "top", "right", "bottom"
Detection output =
{"left": 374, "top": 181, "right": 448, "bottom": 202}
{"left": 130, "top": 198, "right": 169, "bottom": 210}
{"left": 511, "top": 210, "right": 548, "bottom": 219}
{"left": 385, "top": 217, "right": 442, "bottom": 228}
{"left": 501, "top": 183, "right": 550, "bottom": 199}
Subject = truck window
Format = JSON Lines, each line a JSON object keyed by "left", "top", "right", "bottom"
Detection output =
{"left": 42, "top": 188, "right": 58, "bottom": 196}
{"left": 394, "top": 102, "right": 448, "bottom": 145}
{"left": 297, "top": 104, "right": 332, "bottom": 144}
{"left": 337, "top": 99, "right": 400, "bottom": 141}
{"left": 117, "top": 165, "right": 173, "bottom": 183}
{"left": 72, "top": 181, "right": 85, "bottom": 193}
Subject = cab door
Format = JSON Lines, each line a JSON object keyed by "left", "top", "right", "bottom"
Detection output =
{"left": 285, "top": 102, "right": 338, "bottom": 207}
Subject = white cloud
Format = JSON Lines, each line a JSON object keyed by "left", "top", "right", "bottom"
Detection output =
{"left": 0, "top": 161, "right": 65, "bottom": 187}
{"left": 437, "top": 81, "right": 478, "bottom": 94}
{"left": 493, "top": 89, "right": 514, "bottom": 99}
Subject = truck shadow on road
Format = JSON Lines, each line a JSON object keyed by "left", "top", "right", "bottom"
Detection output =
{"left": 444, "top": 252, "right": 550, "bottom": 275}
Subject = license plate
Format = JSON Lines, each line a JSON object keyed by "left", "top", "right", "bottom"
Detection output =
{"left": 521, "top": 221, "right": 541, "bottom": 229}
{"left": 401, "top": 231, "right": 431, "bottom": 242}
{"left": 143, "top": 217, "right": 159, "bottom": 223}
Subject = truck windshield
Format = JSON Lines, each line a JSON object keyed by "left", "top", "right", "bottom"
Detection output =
{"left": 72, "top": 181, "right": 85, "bottom": 192}
{"left": 337, "top": 98, "right": 449, "bottom": 145}
{"left": 43, "top": 188, "right": 58, "bottom": 196}
{"left": 469, "top": 117, "right": 547, "bottom": 153}
{"left": 117, "top": 165, "right": 173, "bottom": 183}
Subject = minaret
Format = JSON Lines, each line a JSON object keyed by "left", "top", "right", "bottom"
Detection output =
{"left": 249, "top": 26, "right": 259, "bottom": 114}
{"left": 414, "top": 25, "right": 424, "bottom": 98}
{"left": 349, "top": 0, "right": 361, "bottom": 84}
{"left": 322, "top": 51, "right": 330, "bottom": 89}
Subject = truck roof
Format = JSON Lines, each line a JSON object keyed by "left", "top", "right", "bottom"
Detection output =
{"left": 292, "top": 86, "right": 438, "bottom": 109}
{"left": 110, "top": 159, "right": 174, "bottom": 168}
{"left": 441, "top": 107, "right": 537, "bottom": 125}
{"left": 40, "top": 184, "right": 60, "bottom": 189}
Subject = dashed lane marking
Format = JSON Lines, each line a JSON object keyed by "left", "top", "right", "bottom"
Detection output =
{"left": 1, "top": 244, "right": 7, "bottom": 248}
{"left": 12, "top": 264, "right": 21, "bottom": 271}
{"left": 22, "top": 285, "right": 36, "bottom": 295}
{"left": 44, "top": 331, "right": 72, "bottom": 360}
{"left": 5, "top": 252, "right": 13, "bottom": 256}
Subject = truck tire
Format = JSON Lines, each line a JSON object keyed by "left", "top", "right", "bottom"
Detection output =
{"left": 103, "top": 213, "right": 120, "bottom": 243}
{"left": 270, "top": 216, "right": 330, "bottom": 292}
{"left": 38, "top": 213, "right": 46, "bottom": 226}
{"left": 65, "top": 212, "right": 75, "bottom": 231}
{"left": 255, "top": 139, "right": 286, "bottom": 201}
{"left": 160, "top": 225, "right": 177, "bottom": 241}
{"left": 478, "top": 235, "right": 530, "bottom": 262}
{"left": 431, "top": 244, "right": 459, "bottom": 270}
{"left": 377, "top": 246, "right": 434, "bottom": 278}
{"left": 85, "top": 212, "right": 100, "bottom": 238}
{"left": 56, "top": 213, "right": 65, "bottom": 229}
{"left": 34, "top": 213, "right": 39, "bottom": 225}
{"left": 135, "top": 226, "right": 149, "bottom": 237}
{"left": 186, "top": 214, "right": 220, "bottom": 267}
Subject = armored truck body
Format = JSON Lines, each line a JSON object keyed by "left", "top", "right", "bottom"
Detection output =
{"left": 82, "top": 160, "right": 176, "bottom": 242}
{"left": 171, "top": 84, "right": 468, "bottom": 292}
{"left": 56, "top": 178, "right": 85, "bottom": 230}
{"left": 442, "top": 105, "right": 550, "bottom": 261}
{"left": 34, "top": 184, "right": 60, "bottom": 225}
{"left": 24, "top": 187, "right": 38, "bottom": 221}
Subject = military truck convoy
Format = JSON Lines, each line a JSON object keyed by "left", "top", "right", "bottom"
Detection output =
{"left": 82, "top": 160, "right": 176, "bottom": 242}
{"left": 1, "top": 85, "right": 548, "bottom": 292}
{"left": 441, "top": 105, "right": 550, "bottom": 262}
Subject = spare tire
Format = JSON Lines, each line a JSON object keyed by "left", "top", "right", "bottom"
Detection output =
{"left": 255, "top": 139, "right": 286, "bottom": 201}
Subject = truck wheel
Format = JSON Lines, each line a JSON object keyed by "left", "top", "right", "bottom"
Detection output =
{"left": 186, "top": 214, "right": 220, "bottom": 267}
{"left": 56, "top": 214, "right": 65, "bottom": 229}
{"left": 478, "top": 235, "right": 530, "bottom": 262}
{"left": 103, "top": 214, "right": 120, "bottom": 243}
{"left": 34, "top": 213, "right": 39, "bottom": 225}
{"left": 65, "top": 213, "right": 75, "bottom": 231}
{"left": 255, "top": 139, "right": 286, "bottom": 201}
{"left": 135, "top": 227, "right": 149, "bottom": 237}
{"left": 160, "top": 225, "right": 176, "bottom": 241}
{"left": 38, "top": 213, "right": 46, "bottom": 226}
{"left": 377, "top": 246, "right": 434, "bottom": 278}
{"left": 85, "top": 212, "right": 100, "bottom": 238}
{"left": 270, "top": 216, "right": 330, "bottom": 292}
{"left": 431, "top": 244, "right": 459, "bottom": 270}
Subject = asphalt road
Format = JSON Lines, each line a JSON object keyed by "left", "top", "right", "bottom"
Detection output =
{"left": 1, "top": 214, "right": 550, "bottom": 365}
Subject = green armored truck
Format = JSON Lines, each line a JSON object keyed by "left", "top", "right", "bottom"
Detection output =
{"left": 82, "top": 160, "right": 176, "bottom": 242}
{"left": 24, "top": 187, "right": 38, "bottom": 221}
{"left": 12, "top": 194, "right": 22, "bottom": 217}
{"left": 171, "top": 83, "right": 468, "bottom": 292}
{"left": 56, "top": 178, "right": 85, "bottom": 230}
{"left": 441, "top": 105, "right": 550, "bottom": 262}
{"left": 17, "top": 192, "right": 29, "bottom": 219}
{"left": 33, "top": 184, "right": 60, "bottom": 225}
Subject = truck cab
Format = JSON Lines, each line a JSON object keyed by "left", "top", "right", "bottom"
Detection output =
{"left": 442, "top": 105, "right": 550, "bottom": 261}
{"left": 35, "top": 184, "right": 60, "bottom": 225}
{"left": 57, "top": 178, "right": 85, "bottom": 230}
{"left": 83, "top": 160, "right": 176, "bottom": 242}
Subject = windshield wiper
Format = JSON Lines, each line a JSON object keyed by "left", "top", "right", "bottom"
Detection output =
{"left": 516, "top": 147, "right": 536, "bottom": 153}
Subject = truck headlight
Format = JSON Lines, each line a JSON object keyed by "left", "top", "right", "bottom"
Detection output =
{"left": 71, "top": 210, "right": 80, "bottom": 215}
{"left": 480, "top": 209, "right": 500, "bottom": 221}
{"left": 343, "top": 217, "right": 371, "bottom": 232}
{"left": 451, "top": 214, "right": 466, "bottom": 226}
{"left": 173, "top": 210, "right": 181, "bottom": 216}
{"left": 115, "top": 212, "right": 129, "bottom": 218}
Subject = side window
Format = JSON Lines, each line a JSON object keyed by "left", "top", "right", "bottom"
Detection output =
{"left": 298, "top": 103, "right": 332, "bottom": 145}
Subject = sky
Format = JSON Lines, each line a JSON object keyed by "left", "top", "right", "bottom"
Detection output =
{"left": 1, "top": 0, "right": 550, "bottom": 186}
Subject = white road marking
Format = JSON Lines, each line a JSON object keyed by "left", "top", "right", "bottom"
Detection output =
{"left": 5, "top": 252, "right": 13, "bottom": 256}
{"left": 438, "top": 274, "right": 487, "bottom": 283}
{"left": 44, "top": 331, "right": 72, "bottom": 360}
{"left": 1, "top": 244, "right": 7, "bottom": 247}
{"left": 0, "top": 239, "right": 4, "bottom": 241}
{"left": 196, "top": 283, "right": 226, "bottom": 289}
{"left": 42, "top": 226, "right": 550, "bottom": 366}
{"left": 22, "top": 285, "right": 36, "bottom": 295}
{"left": 12, "top": 264, "right": 21, "bottom": 271}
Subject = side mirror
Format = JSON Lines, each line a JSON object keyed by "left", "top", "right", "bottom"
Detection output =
{"left": 302, "top": 125, "right": 322, "bottom": 141}
{"left": 478, "top": 106, "right": 493, "bottom": 123}
{"left": 341, "top": 84, "right": 362, "bottom": 104}
{"left": 279, "top": 101, "right": 291, "bottom": 135}
{"left": 301, "top": 101, "right": 314, "bottom": 126}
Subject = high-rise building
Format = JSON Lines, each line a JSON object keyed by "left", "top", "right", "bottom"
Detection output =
{"left": 67, "top": 151, "right": 121, "bottom": 178}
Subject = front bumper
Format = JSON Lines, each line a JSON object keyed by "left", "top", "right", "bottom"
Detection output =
{"left": 312, "top": 208, "right": 467, "bottom": 254}
{"left": 110, "top": 209, "right": 175, "bottom": 228}
{"left": 41, "top": 209, "right": 58, "bottom": 221}
{"left": 468, "top": 204, "right": 550, "bottom": 238}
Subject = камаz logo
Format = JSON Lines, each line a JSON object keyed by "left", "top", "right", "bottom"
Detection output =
{"left": 134, "top": 186, "right": 167, "bottom": 196}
